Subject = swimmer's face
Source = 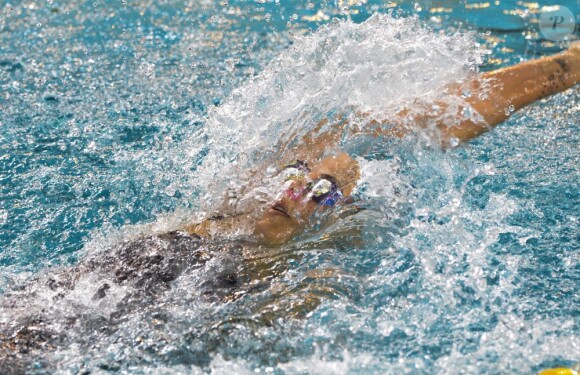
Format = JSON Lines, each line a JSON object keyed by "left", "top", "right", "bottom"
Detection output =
{"left": 253, "top": 153, "right": 360, "bottom": 246}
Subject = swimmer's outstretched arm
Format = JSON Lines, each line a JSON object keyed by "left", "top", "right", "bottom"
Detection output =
{"left": 434, "top": 42, "right": 580, "bottom": 145}
{"left": 292, "top": 43, "right": 579, "bottom": 159}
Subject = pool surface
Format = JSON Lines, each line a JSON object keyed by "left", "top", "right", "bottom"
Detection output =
{"left": 0, "top": 0, "right": 578, "bottom": 373}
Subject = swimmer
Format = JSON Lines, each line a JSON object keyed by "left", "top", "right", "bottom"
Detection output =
{"left": 185, "top": 42, "right": 580, "bottom": 246}
{"left": 0, "top": 43, "right": 578, "bottom": 373}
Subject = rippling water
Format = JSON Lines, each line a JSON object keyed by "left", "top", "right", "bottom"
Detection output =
{"left": 0, "top": 1, "right": 578, "bottom": 374}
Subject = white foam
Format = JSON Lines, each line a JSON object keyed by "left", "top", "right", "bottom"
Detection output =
{"left": 187, "top": 14, "right": 482, "bottom": 215}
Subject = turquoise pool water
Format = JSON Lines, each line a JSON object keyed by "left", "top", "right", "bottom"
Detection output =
{"left": 0, "top": 0, "right": 578, "bottom": 373}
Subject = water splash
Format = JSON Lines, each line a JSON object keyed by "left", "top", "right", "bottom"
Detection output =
{"left": 1, "top": 4, "right": 578, "bottom": 374}
{"left": 191, "top": 14, "right": 482, "bottom": 217}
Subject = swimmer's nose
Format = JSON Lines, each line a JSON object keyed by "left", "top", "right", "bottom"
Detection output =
{"left": 284, "top": 180, "right": 310, "bottom": 201}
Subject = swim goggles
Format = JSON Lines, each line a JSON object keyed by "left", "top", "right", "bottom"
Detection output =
{"left": 281, "top": 160, "right": 343, "bottom": 206}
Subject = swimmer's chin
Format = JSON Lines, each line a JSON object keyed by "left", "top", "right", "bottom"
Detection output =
{"left": 253, "top": 216, "right": 300, "bottom": 246}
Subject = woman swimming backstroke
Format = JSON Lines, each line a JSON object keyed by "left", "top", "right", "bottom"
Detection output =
{"left": 0, "top": 38, "right": 578, "bottom": 373}
{"left": 185, "top": 42, "right": 580, "bottom": 246}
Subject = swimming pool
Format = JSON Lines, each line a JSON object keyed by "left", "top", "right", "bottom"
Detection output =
{"left": 0, "top": 0, "right": 578, "bottom": 373}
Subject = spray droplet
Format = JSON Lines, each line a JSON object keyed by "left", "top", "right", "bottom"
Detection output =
{"left": 449, "top": 137, "right": 460, "bottom": 148}
{"left": 504, "top": 105, "right": 516, "bottom": 115}
{"left": 225, "top": 58, "right": 236, "bottom": 72}
{"left": 462, "top": 107, "right": 473, "bottom": 118}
